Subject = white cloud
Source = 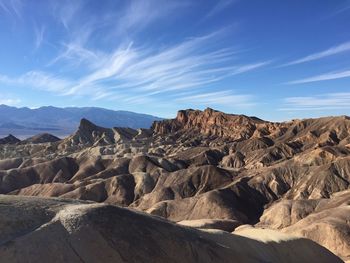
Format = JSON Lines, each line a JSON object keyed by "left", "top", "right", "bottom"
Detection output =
{"left": 50, "top": 0, "right": 186, "bottom": 52}
{"left": 113, "top": 0, "right": 189, "bottom": 37}
{"left": 330, "top": 2, "right": 350, "bottom": 17}
{"left": 0, "top": 1, "right": 268, "bottom": 109}
{"left": 48, "top": 0, "right": 183, "bottom": 68}
{"left": 284, "top": 41, "right": 350, "bottom": 66}
{"left": 48, "top": 42, "right": 103, "bottom": 69}
{"left": 51, "top": 0, "right": 82, "bottom": 29}
{"left": 205, "top": 0, "right": 236, "bottom": 18}
{"left": 0, "top": 92, "right": 21, "bottom": 106}
{"left": 175, "top": 90, "right": 254, "bottom": 107}
{"left": 60, "top": 32, "right": 268, "bottom": 98}
{"left": 0, "top": 98, "right": 21, "bottom": 106}
{"left": 0, "top": 0, "right": 23, "bottom": 18}
{"left": 287, "top": 69, "right": 350, "bottom": 84}
{"left": 34, "top": 25, "right": 45, "bottom": 50}
{"left": 0, "top": 71, "right": 114, "bottom": 99}
{"left": 0, "top": 29, "right": 268, "bottom": 108}
{"left": 229, "top": 61, "right": 271, "bottom": 76}
{"left": 0, "top": 71, "right": 73, "bottom": 93}
{"left": 280, "top": 92, "right": 350, "bottom": 111}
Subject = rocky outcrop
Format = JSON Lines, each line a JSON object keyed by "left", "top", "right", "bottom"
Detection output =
{"left": 153, "top": 109, "right": 350, "bottom": 149}
{"left": 58, "top": 119, "right": 146, "bottom": 151}
{"left": 221, "top": 151, "right": 245, "bottom": 168}
{"left": 113, "top": 127, "right": 138, "bottom": 142}
{"left": 152, "top": 108, "right": 263, "bottom": 140}
{"left": 65, "top": 118, "right": 116, "bottom": 146}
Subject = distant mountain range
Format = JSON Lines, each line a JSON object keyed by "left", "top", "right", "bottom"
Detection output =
{"left": 0, "top": 105, "right": 162, "bottom": 138}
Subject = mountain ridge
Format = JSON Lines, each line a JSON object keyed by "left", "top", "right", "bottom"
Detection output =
{"left": 0, "top": 104, "right": 162, "bottom": 138}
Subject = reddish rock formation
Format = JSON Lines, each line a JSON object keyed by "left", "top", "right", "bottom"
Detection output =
{"left": 153, "top": 108, "right": 289, "bottom": 141}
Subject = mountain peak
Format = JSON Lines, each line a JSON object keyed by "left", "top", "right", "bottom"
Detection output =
{"left": 0, "top": 134, "right": 21, "bottom": 145}
{"left": 21, "top": 133, "right": 61, "bottom": 144}
{"left": 79, "top": 118, "right": 98, "bottom": 131}
{"left": 63, "top": 118, "right": 116, "bottom": 147}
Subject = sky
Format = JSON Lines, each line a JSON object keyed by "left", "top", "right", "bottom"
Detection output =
{"left": 0, "top": 0, "right": 349, "bottom": 120}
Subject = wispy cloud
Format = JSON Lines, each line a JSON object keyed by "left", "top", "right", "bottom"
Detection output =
{"left": 46, "top": 0, "right": 266, "bottom": 103}
{"left": 0, "top": 71, "right": 73, "bottom": 93}
{"left": 50, "top": 0, "right": 186, "bottom": 48}
{"left": 51, "top": 0, "right": 82, "bottom": 30}
{"left": 114, "top": 0, "right": 187, "bottom": 36}
{"left": 62, "top": 32, "right": 269, "bottom": 98}
{"left": 48, "top": 42, "right": 102, "bottom": 69}
{"left": 34, "top": 25, "right": 45, "bottom": 50}
{"left": 287, "top": 69, "right": 350, "bottom": 84}
{"left": 0, "top": 31, "right": 267, "bottom": 108}
{"left": 48, "top": 0, "right": 185, "bottom": 68}
{"left": 0, "top": 0, "right": 23, "bottom": 18}
{"left": 0, "top": 1, "right": 268, "bottom": 110}
{"left": 280, "top": 93, "right": 350, "bottom": 111}
{"left": 175, "top": 90, "right": 254, "bottom": 107}
{"left": 206, "top": 0, "right": 236, "bottom": 18}
{"left": 229, "top": 61, "right": 271, "bottom": 75}
{"left": 329, "top": 1, "right": 350, "bottom": 17}
{"left": 0, "top": 71, "right": 114, "bottom": 100}
{"left": 284, "top": 41, "right": 350, "bottom": 66}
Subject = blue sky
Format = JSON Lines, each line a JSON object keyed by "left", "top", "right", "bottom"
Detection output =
{"left": 0, "top": 0, "right": 349, "bottom": 120}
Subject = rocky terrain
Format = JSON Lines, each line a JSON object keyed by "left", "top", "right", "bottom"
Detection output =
{"left": 0, "top": 108, "right": 349, "bottom": 262}
{"left": 0, "top": 195, "right": 342, "bottom": 263}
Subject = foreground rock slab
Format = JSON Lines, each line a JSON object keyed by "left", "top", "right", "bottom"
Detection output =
{"left": 0, "top": 195, "right": 342, "bottom": 263}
